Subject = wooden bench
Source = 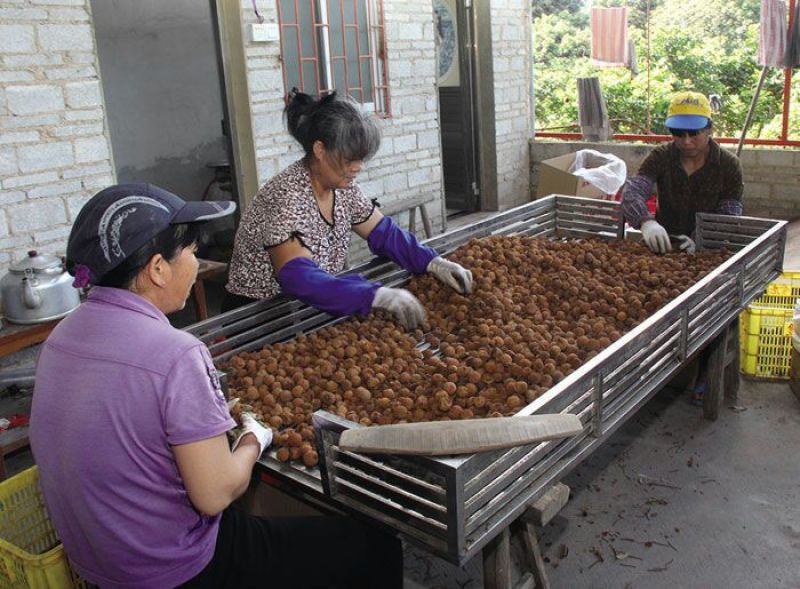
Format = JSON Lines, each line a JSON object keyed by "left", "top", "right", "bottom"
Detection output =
{"left": 381, "top": 196, "right": 434, "bottom": 239}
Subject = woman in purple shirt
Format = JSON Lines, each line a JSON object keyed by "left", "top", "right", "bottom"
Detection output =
{"left": 30, "top": 183, "right": 402, "bottom": 589}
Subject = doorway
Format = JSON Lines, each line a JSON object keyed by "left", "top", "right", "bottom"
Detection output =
{"left": 434, "top": 0, "right": 479, "bottom": 214}
{"left": 90, "top": 0, "right": 237, "bottom": 260}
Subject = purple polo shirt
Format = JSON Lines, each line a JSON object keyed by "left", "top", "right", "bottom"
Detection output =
{"left": 30, "top": 287, "right": 236, "bottom": 589}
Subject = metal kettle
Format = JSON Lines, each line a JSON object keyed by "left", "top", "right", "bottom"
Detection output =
{"left": 0, "top": 250, "right": 81, "bottom": 324}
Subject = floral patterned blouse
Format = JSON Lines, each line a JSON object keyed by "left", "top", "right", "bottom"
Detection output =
{"left": 226, "top": 159, "right": 375, "bottom": 299}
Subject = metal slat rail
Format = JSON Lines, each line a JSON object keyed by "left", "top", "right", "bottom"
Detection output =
{"left": 187, "top": 196, "right": 786, "bottom": 564}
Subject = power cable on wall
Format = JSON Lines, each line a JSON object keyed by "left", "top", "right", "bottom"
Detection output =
{"left": 252, "top": 0, "right": 264, "bottom": 24}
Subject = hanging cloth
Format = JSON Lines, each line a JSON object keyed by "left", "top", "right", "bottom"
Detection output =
{"left": 591, "top": 7, "right": 629, "bottom": 67}
{"left": 758, "top": 0, "right": 787, "bottom": 67}
{"left": 577, "top": 77, "right": 611, "bottom": 141}
{"left": 627, "top": 40, "right": 639, "bottom": 76}
{"left": 784, "top": 0, "right": 800, "bottom": 67}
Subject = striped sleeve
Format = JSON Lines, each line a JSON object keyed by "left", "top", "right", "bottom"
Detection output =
{"left": 715, "top": 199, "right": 743, "bottom": 216}
{"left": 621, "top": 174, "right": 655, "bottom": 229}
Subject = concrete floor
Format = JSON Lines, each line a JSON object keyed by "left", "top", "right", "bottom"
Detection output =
{"left": 401, "top": 377, "right": 800, "bottom": 589}
{"left": 540, "top": 379, "right": 800, "bottom": 588}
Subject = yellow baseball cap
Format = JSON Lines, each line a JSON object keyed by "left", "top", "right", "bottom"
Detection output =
{"left": 666, "top": 91, "right": 712, "bottom": 130}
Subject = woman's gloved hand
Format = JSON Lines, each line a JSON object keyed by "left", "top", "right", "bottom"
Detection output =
{"left": 372, "top": 286, "right": 426, "bottom": 329}
{"left": 674, "top": 234, "right": 696, "bottom": 254}
{"left": 232, "top": 413, "right": 273, "bottom": 455}
{"left": 640, "top": 220, "right": 672, "bottom": 254}
{"left": 427, "top": 256, "right": 473, "bottom": 294}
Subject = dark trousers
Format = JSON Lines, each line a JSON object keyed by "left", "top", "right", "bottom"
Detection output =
{"left": 178, "top": 506, "right": 403, "bottom": 589}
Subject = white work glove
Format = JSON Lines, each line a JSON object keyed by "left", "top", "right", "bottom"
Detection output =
{"left": 640, "top": 219, "right": 672, "bottom": 254}
{"left": 372, "top": 286, "right": 426, "bottom": 330}
{"left": 426, "top": 256, "right": 473, "bottom": 294}
{"left": 675, "top": 234, "right": 696, "bottom": 254}
{"left": 232, "top": 413, "right": 272, "bottom": 455}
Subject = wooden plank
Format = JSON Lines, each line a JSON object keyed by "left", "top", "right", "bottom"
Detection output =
{"left": 521, "top": 482, "right": 570, "bottom": 526}
{"left": 703, "top": 328, "right": 727, "bottom": 421}
{"left": 483, "top": 527, "right": 512, "bottom": 589}
{"left": 521, "top": 521, "right": 551, "bottom": 589}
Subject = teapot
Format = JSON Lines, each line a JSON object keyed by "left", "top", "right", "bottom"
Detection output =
{"left": 0, "top": 250, "right": 81, "bottom": 324}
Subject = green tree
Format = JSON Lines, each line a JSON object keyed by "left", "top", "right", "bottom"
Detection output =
{"left": 533, "top": 0, "right": 789, "bottom": 139}
{"left": 532, "top": 0, "right": 585, "bottom": 21}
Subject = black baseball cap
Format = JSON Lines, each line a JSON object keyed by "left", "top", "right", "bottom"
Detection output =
{"left": 66, "top": 183, "right": 236, "bottom": 284}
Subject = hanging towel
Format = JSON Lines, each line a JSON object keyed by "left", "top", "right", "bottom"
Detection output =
{"left": 577, "top": 77, "right": 611, "bottom": 141}
{"left": 784, "top": 0, "right": 800, "bottom": 68}
{"left": 627, "top": 39, "right": 639, "bottom": 76}
{"left": 591, "top": 7, "right": 628, "bottom": 67}
{"left": 759, "top": 0, "right": 787, "bottom": 67}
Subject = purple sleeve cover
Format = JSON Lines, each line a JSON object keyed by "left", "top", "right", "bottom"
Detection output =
{"left": 277, "top": 257, "right": 380, "bottom": 317}
{"left": 367, "top": 215, "right": 438, "bottom": 274}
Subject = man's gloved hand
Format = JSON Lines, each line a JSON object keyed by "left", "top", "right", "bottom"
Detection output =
{"left": 372, "top": 286, "right": 426, "bottom": 330}
{"left": 232, "top": 413, "right": 273, "bottom": 455}
{"left": 674, "top": 234, "right": 696, "bottom": 254}
{"left": 640, "top": 220, "right": 672, "bottom": 254}
{"left": 427, "top": 256, "right": 473, "bottom": 294}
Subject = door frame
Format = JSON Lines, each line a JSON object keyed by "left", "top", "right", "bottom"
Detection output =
{"left": 469, "top": 0, "right": 498, "bottom": 211}
{"left": 211, "top": 0, "right": 260, "bottom": 210}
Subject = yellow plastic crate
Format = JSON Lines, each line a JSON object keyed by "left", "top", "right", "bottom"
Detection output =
{"left": 751, "top": 271, "right": 800, "bottom": 310}
{"left": 0, "top": 466, "right": 86, "bottom": 589}
{"left": 739, "top": 271, "right": 800, "bottom": 379}
{"left": 740, "top": 306, "right": 793, "bottom": 378}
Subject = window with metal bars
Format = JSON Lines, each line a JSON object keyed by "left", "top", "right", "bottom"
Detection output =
{"left": 276, "top": 0, "right": 390, "bottom": 115}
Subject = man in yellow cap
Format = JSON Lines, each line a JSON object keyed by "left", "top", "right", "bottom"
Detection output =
{"left": 621, "top": 90, "right": 744, "bottom": 404}
{"left": 621, "top": 90, "right": 743, "bottom": 255}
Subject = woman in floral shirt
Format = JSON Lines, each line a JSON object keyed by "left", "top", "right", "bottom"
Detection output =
{"left": 225, "top": 90, "right": 472, "bottom": 329}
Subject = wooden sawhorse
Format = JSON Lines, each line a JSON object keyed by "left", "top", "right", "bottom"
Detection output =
{"left": 703, "top": 316, "right": 740, "bottom": 421}
{"left": 483, "top": 483, "right": 570, "bottom": 589}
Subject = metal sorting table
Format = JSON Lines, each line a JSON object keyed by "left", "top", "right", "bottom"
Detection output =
{"left": 187, "top": 196, "right": 786, "bottom": 565}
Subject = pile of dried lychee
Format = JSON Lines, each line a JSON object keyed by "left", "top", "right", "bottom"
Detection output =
{"left": 224, "top": 236, "right": 730, "bottom": 465}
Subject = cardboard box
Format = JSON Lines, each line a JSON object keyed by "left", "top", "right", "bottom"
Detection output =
{"left": 536, "top": 152, "right": 608, "bottom": 199}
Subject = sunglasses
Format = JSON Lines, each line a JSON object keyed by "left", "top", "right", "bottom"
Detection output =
{"left": 668, "top": 128, "right": 705, "bottom": 138}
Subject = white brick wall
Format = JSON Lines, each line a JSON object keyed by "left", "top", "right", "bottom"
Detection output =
{"left": 64, "top": 79, "right": 100, "bottom": 108}
{"left": 6, "top": 84, "right": 64, "bottom": 114}
{"left": 0, "top": 25, "right": 36, "bottom": 53}
{"left": 0, "top": 0, "right": 114, "bottom": 277}
{"left": 491, "top": 0, "right": 532, "bottom": 210}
